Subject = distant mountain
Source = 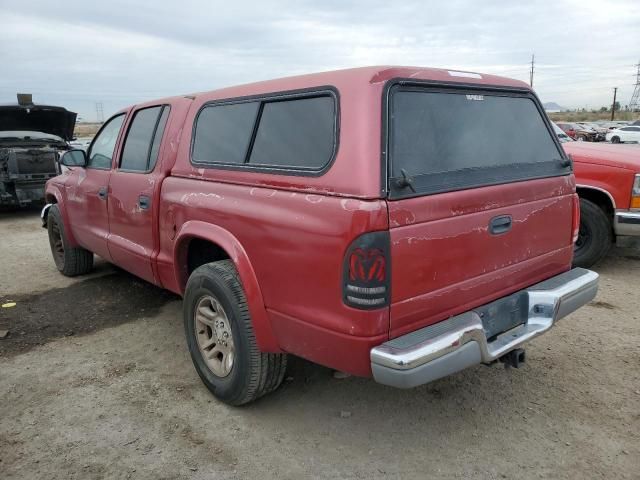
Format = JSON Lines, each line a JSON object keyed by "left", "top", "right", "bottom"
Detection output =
{"left": 543, "top": 102, "right": 566, "bottom": 112}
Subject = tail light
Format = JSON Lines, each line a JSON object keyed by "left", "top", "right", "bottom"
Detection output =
{"left": 572, "top": 194, "right": 581, "bottom": 243}
{"left": 631, "top": 174, "right": 640, "bottom": 210}
{"left": 342, "top": 231, "right": 390, "bottom": 309}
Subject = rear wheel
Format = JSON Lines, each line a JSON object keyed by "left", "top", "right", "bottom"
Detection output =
{"left": 576, "top": 135, "right": 586, "bottom": 142}
{"left": 573, "top": 198, "right": 612, "bottom": 268}
{"left": 611, "top": 136, "right": 621, "bottom": 144}
{"left": 47, "top": 205, "right": 94, "bottom": 276}
{"left": 184, "top": 260, "right": 287, "bottom": 405}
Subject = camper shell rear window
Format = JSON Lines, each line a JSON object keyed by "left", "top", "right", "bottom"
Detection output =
{"left": 385, "top": 83, "right": 570, "bottom": 199}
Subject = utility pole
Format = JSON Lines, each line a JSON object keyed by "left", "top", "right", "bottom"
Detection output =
{"left": 611, "top": 87, "right": 618, "bottom": 121}
{"left": 630, "top": 60, "right": 640, "bottom": 112}
{"left": 95, "top": 102, "right": 104, "bottom": 123}
{"left": 529, "top": 54, "right": 535, "bottom": 88}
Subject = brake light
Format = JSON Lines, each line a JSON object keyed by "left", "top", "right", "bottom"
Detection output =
{"left": 343, "top": 232, "right": 390, "bottom": 309}
{"left": 572, "top": 194, "right": 581, "bottom": 243}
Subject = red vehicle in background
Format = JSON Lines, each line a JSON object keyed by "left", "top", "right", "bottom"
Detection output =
{"left": 556, "top": 122, "right": 578, "bottom": 139}
{"left": 42, "top": 67, "right": 598, "bottom": 405}
{"left": 552, "top": 122, "right": 640, "bottom": 266}
{"left": 556, "top": 122, "right": 599, "bottom": 142}
{"left": 564, "top": 141, "right": 640, "bottom": 266}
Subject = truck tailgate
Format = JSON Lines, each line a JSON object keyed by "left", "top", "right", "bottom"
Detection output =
{"left": 388, "top": 176, "right": 575, "bottom": 338}
{"left": 384, "top": 85, "right": 576, "bottom": 339}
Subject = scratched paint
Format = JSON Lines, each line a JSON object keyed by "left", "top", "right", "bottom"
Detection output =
{"left": 388, "top": 178, "right": 574, "bottom": 336}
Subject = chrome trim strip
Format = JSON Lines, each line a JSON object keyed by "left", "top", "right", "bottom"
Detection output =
{"left": 370, "top": 268, "right": 598, "bottom": 382}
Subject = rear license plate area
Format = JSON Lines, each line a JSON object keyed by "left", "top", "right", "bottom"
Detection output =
{"left": 474, "top": 291, "right": 529, "bottom": 341}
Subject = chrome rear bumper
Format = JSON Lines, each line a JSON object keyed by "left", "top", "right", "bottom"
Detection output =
{"left": 370, "top": 268, "right": 599, "bottom": 388}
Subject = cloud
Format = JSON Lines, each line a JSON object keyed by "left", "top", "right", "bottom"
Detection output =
{"left": 1, "top": 0, "right": 638, "bottom": 119}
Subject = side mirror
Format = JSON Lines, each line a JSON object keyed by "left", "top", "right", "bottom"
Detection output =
{"left": 60, "top": 149, "right": 87, "bottom": 167}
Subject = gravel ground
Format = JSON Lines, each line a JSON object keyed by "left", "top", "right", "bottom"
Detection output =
{"left": 0, "top": 208, "right": 639, "bottom": 479}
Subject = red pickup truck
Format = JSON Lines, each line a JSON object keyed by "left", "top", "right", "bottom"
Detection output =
{"left": 43, "top": 66, "right": 598, "bottom": 405}
{"left": 564, "top": 141, "right": 640, "bottom": 266}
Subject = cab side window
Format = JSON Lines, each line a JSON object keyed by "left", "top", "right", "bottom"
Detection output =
{"left": 87, "top": 114, "right": 126, "bottom": 169}
{"left": 120, "top": 106, "right": 170, "bottom": 172}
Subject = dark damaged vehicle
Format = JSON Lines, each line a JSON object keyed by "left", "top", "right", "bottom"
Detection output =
{"left": 0, "top": 96, "right": 76, "bottom": 206}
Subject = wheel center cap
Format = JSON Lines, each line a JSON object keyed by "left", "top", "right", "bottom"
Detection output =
{"left": 214, "top": 320, "right": 228, "bottom": 341}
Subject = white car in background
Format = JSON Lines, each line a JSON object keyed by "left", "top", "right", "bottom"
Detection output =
{"left": 606, "top": 126, "right": 640, "bottom": 144}
{"left": 68, "top": 137, "right": 92, "bottom": 151}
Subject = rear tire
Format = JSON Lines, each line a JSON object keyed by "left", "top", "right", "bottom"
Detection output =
{"left": 576, "top": 135, "right": 585, "bottom": 142}
{"left": 573, "top": 198, "right": 612, "bottom": 268}
{"left": 47, "top": 205, "right": 94, "bottom": 276}
{"left": 611, "top": 136, "right": 621, "bottom": 144}
{"left": 184, "top": 260, "right": 287, "bottom": 405}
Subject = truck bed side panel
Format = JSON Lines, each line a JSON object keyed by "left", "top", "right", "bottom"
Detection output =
{"left": 157, "top": 177, "right": 390, "bottom": 341}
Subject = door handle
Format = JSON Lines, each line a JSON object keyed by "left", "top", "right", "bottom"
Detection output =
{"left": 138, "top": 195, "right": 150, "bottom": 210}
{"left": 489, "top": 215, "right": 512, "bottom": 235}
{"left": 98, "top": 187, "right": 108, "bottom": 200}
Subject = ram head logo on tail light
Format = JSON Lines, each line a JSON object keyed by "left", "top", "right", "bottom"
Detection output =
{"left": 342, "top": 232, "right": 390, "bottom": 309}
{"left": 349, "top": 248, "right": 386, "bottom": 282}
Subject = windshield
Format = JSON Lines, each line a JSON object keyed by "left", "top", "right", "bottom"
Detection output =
{"left": 0, "top": 130, "right": 66, "bottom": 145}
{"left": 388, "top": 87, "right": 567, "bottom": 197}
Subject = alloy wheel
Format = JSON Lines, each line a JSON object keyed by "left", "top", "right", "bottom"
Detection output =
{"left": 193, "top": 295, "right": 235, "bottom": 377}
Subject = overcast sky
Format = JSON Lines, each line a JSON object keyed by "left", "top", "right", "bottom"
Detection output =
{"left": 1, "top": 0, "right": 638, "bottom": 121}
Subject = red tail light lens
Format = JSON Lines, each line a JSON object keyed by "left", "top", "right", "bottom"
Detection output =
{"left": 343, "top": 232, "right": 390, "bottom": 309}
{"left": 572, "top": 194, "right": 581, "bottom": 244}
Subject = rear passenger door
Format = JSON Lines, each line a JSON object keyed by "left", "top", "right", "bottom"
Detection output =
{"left": 107, "top": 105, "right": 170, "bottom": 284}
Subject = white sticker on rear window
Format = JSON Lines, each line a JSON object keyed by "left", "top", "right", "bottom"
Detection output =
{"left": 448, "top": 70, "right": 482, "bottom": 79}
{"left": 466, "top": 94, "right": 484, "bottom": 101}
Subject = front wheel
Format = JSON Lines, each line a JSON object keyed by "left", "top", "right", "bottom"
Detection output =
{"left": 611, "top": 136, "right": 621, "bottom": 144}
{"left": 184, "top": 260, "right": 287, "bottom": 405}
{"left": 573, "top": 198, "right": 613, "bottom": 268}
{"left": 47, "top": 204, "right": 94, "bottom": 276}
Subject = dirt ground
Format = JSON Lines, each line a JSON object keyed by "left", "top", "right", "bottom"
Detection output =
{"left": 0, "top": 208, "right": 638, "bottom": 480}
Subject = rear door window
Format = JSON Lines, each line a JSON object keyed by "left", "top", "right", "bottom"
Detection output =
{"left": 388, "top": 87, "right": 567, "bottom": 198}
{"left": 120, "top": 106, "right": 170, "bottom": 172}
{"left": 147, "top": 107, "right": 170, "bottom": 171}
